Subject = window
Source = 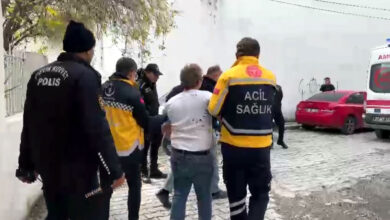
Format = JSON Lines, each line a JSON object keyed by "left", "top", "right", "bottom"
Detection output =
{"left": 370, "top": 63, "right": 390, "bottom": 93}
{"left": 307, "top": 92, "right": 346, "bottom": 102}
{"left": 346, "top": 93, "right": 364, "bottom": 104}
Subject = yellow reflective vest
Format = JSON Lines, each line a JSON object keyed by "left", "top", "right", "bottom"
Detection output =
{"left": 208, "top": 56, "right": 276, "bottom": 148}
{"left": 102, "top": 73, "right": 148, "bottom": 156}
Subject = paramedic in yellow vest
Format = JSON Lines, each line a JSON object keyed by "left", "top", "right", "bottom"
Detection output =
{"left": 102, "top": 57, "right": 148, "bottom": 220}
{"left": 208, "top": 38, "right": 276, "bottom": 220}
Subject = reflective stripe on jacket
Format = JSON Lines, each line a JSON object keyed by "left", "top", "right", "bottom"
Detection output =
{"left": 208, "top": 56, "right": 276, "bottom": 148}
{"left": 102, "top": 73, "right": 148, "bottom": 157}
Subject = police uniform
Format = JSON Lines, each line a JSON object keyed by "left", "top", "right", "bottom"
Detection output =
{"left": 208, "top": 56, "right": 276, "bottom": 220}
{"left": 17, "top": 20, "right": 124, "bottom": 220}
{"left": 137, "top": 65, "right": 166, "bottom": 178}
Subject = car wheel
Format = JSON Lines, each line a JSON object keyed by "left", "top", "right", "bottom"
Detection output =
{"left": 302, "top": 124, "right": 315, "bottom": 130}
{"left": 375, "top": 129, "right": 390, "bottom": 139}
{"left": 342, "top": 116, "right": 356, "bottom": 135}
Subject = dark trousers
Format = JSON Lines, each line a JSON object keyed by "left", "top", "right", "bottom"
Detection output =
{"left": 274, "top": 109, "right": 285, "bottom": 143}
{"left": 143, "top": 132, "right": 163, "bottom": 170}
{"left": 121, "top": 149, "right": 142, "bottom": 220}
{"left": 101, "top": 149, "right": 142, "bottom": 220}
{"left": 222, "top": 144, "right": 272, "bottom": 220}
{"left": 44, "top": 191, "right": 109, "bottom": 220}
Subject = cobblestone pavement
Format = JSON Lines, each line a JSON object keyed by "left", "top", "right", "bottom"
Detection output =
{"left": 28, "top": 129, "right": 390, "bottom": 219}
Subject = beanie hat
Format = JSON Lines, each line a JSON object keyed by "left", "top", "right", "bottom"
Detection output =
{"left": 63, "top": 20, "right": 96, "bottom": 53}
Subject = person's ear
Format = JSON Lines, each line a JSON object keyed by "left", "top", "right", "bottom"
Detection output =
{"left": 87, "top": 48, "right": 95, "bottom": 57}
{"left": 198, "top": 79, "right": 203, "bottom": 87}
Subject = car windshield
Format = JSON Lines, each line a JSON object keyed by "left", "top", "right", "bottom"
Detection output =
{"left": 370, "top": 63, "right": 390, "bottom": 93}
{"left": 307, "top": 92, "right": 346, "bottom": 102}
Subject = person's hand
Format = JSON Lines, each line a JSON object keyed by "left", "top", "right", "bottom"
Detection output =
{"left": 162, "top": 123, "right": 172, "bottom": 138}
{"left": 111, "top": 174, "right": 126, "bottom": 189}
{"left": 18, "top": 176, "right": 35, "bottom": 184}
{"left": 16, "top": 169, "right": 38, "bottom": 184}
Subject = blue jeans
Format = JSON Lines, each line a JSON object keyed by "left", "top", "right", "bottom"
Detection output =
{"left": 164, "top": 133, "right": 221, "bottom": 194}
{"left": 210, "top": 142, "right": 221, "bottom": 193}
{"left": 170, "top": 150, "right": 214, "bottom": 220}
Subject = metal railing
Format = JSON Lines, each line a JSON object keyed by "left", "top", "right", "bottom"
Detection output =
{"left": 4, "top": 54, "right": 27, "bottom": 116}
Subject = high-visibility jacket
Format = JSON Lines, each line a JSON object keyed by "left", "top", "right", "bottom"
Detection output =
{"left": 208, "top": 56, "right": 276, "bottom": 148}
{"left": 102, "top": 72, "right": 148, "bottom": 156}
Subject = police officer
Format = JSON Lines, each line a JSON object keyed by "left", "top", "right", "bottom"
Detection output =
{"left": 273, "top": 85, "right": 288, "bottom": 149}
{"left": 209, "top": 37, "right": 276, "bottom": 220}
{"left": 137, "top": 64, "right": 167, "bottom": 179}
{"left": 102, "top": 57, "right": 149, "bottom": 220}
{"left": 16, "top": 21, "right": 124, "bottom": 219}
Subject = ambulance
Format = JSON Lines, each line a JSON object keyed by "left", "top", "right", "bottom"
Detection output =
{"left": 364, "top": 40, "right": 390, "bottom": 139}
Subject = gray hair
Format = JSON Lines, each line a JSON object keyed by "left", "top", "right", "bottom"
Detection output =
{"left": 180, "top": 64, "right": 203, "bottom": 89}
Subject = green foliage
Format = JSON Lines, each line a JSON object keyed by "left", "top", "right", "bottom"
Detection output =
{"left": 2, "top": 0, "right": 177, "bottom": 55}
{"left": 37, "top": 45, "right": 48, "bottom": 55}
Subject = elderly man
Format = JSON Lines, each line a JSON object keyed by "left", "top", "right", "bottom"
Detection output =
{"left": 164, "top": 64, "right": 214, "bottom": 220}
{"left": 156, "top": 65, "right": 227, "bottom": 209}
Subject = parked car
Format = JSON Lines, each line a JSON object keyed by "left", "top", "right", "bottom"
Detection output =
{"left": 296, "top": 91, "right": 366, "bottom": 134}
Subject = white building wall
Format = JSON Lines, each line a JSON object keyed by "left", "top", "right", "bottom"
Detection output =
{"left": 93, "top": 0, "right": 390, "bottom": 120}
{"left": 150, "top": 0, "right": 390, "bottom": 120}
{"left": 0, "top": 49, "right": 48, "bottom": 220}
{"left": 44, "top": 0, "right": 390, "bottom": 120}
{"left": 0, "top": 2, "right": 5, "bottom": 132}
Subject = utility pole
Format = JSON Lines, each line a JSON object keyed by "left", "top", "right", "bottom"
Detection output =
{"left": 0, "top": 4, "right": 6, "bottom": 132}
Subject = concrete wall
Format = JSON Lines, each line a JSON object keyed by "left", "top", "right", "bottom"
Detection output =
{"left": 1, "top": 49, "right": 48, "bottom": 219}
{"left": 0, "top": 115, "right": 43, "bottom": 220}
{"left": 92, "top": 0, "right": 390, "bottom": 120}
{"left": 14, "top": 51, "right": 49, "bottom": 74}
{"left": 0, "top": 1, "right": 5, "bottom": 132}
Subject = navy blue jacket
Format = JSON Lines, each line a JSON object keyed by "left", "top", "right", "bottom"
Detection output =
{"left": 18, "top": 53, "right": 123, "bottom": 195}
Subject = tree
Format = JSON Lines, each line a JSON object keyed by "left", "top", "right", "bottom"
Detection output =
{"left": 1, "top": 0, "right": 177, "bottom": 53}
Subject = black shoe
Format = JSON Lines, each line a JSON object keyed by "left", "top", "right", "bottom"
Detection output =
{"left": 142, "top": 176, "right": 152, "bottom": 184}
{"left": 156, "top": 189, "right": 171, "bottom": 209}
{"left": 150, "top": 168, "right": 167, "bottom": 179}
{"left": 141, "top": 165, "right": 148, "bottom": 177}
{"left": 277, "top": 141, "right": 288, "bottom": 149}
{"left": 212, "top": 190, "right": 228, "bottom": 200}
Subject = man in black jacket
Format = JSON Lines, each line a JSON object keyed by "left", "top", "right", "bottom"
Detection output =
{"left": 137, "top": 64, "right": 167, "bottom": 179}
{"left": 200, "top": 65, "right": 227, "bottom": 199}
{"left": 273, "top": 85, "right": 288, "bottom": 149}
{"left": 201, "top": 65, "right": 222, "bottom": 92}
{"left": 16, "top": 21, "right": 124, "bottom": 220}
{"left": 165, "top": 84, "right": 184, "bottom": 102}
{"left": 320, "top": 77, "right": 336, "bottom": 92}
